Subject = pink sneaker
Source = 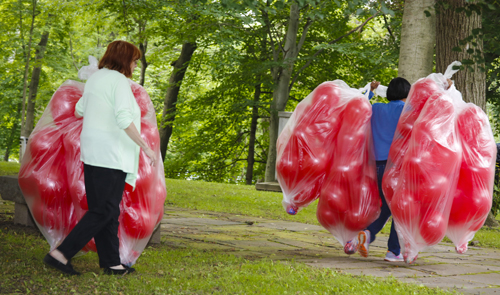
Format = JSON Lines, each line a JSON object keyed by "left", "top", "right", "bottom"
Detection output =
{"left": 384, "top": 251, "right": 403, "bottom": 262}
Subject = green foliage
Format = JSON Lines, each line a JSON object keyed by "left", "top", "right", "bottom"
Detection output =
{"left": 492, "top": 161, "right": 500, "bottom": 217}
{"left": 0, "top": 0, "right": 398, "bottom": 182}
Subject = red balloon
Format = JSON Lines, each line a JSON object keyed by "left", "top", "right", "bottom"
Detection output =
{"left": 18, "top": 164, "right": 40, "bottom": 201}
{"left": 35, "top": 155, "right": 69, "bottom": 207}
{"left": 419, "top": 210, "right": 447, "bottom": 245}
{"left": 391, "top": 187, "right": 420, "bottom": 225}
{"left": 30, "top": 198, "right": 60, "bottom": 230}
{"left": 121, "top": 206, "right": 156, "bottom": 240}
{"left": 141, "top": 120, "right": 160, "bottom": 152}
{"left": 341, "top": 97, "right": 371, "bottom": 128}
{"left": 450, "top": 188, "right": 491, "bottom": 225}
{"left": 311, "top": 82, "right": 342, "bottom": 107}
{"left": 418, "top": 173, "right": 450, "bottom": 206}
{"left": 29, "top": 127, "right": 63, "bottom": 163}
{"left": 50, "top": 86, "right": 82, "bottom": 125}
{"left": 405, "top": 78, "right": 440, "bottom": 115}
{"left": 316, "top": 196, "right": 341, "bottom": 229}
{"left": 320, "top": 181, "right": 349, "bottom": 213}
{"left": 130, "top": 83, "right": 150, "bottom": 117}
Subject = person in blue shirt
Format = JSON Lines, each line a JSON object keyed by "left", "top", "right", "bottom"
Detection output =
{"left": 344, "top": 77, "right": 411, "bottom": 262}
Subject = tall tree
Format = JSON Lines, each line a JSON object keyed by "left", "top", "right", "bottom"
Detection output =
{"left": 159, "top": 41, "right": 197, "bottom": 160}
{"left": 436, "top": 0, "right": 485, "bottom": 109}
{"left": 436, "top": 1, "right": 496, "bottom": 226}
{"left": 398, "top": 0, "right": 436, "bottom": 83}
{"left": 262, "top": 0, "right": 381, "bottom": 182}
{"left": 18, "top": 0, "right": 37, "bottom": 159}
{"left": 22, "top": 29, "right": 49, "bottom": 137}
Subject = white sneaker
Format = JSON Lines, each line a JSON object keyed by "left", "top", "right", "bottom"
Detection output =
{"left": 384, "top": 251, "right": 404, "bottom": 262}
{"left": 358, "top": 230, "right": 370, "bottom": 258}
{"left": 344, "top": 239, "right": 358, "bottom": 255}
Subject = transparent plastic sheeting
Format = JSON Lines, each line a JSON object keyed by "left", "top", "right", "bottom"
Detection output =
{"left": 276, "top": 81, "right": 381, "bottom": 246}
{"left": 382, "top": 63, "right": 496, "bottom": 263}
{"left": 18, "top": 79, "right": 167, "bottom": 266}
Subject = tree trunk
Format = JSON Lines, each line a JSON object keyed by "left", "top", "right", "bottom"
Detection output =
{"left": 264, "top": 3, "right": 300, "bottom": 182}
{"left": 436, "top": 1, "right": 495, "bottom": 227}
{"left": 246, "top": 83, "right": 261, "bottom": 185}
{"left": 22, "top": 30, "right": 49, "bottom": 138}
{"left": 436, "top": 0, "right": 486, "bottom": 110}
{"left": 3, "top": 104, "right": 22, "bottom": 162}
{"left": 139, "top": 41, "right": 148, "bottom": 86}
{"left": 483, "top": 212, "right": 499, "bottom": 227}
{"left": 159, "top": 42, "right": 197, "bottom": 161}
{"left": 398, "top": 0, "right": 436, "bottom": 83}
{"left": 19, "top": 0, "right": 37, "bottom": 160}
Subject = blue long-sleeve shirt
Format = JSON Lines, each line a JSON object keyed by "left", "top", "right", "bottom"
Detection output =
{"left": 368, "top": 91, "right": 405, "bottom": 161}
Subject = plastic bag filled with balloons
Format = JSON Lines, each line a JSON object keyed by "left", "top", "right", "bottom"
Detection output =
{"left": 18, "top": 78, "right": 166, "bottom": 266}
{"left": 382, "top": 62, "right": 496, "bottom": 263}
{"left": 276, "top": 80, "right": 381, "bottom": 246}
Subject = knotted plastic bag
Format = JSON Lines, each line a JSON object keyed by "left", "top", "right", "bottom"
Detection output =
{"left": 447, "top": 104, "right": 496, "bottom": 253}
{"left": 18, "top": 76, "right": 166, "bottom": 266}
{"left": 316, "top": 90, "right": 381, "bottom": 246}
{"left": 276, "top": 82, "right": 346, "bottom": 214}
{"left": 389, "top": 86, "right": 462, "bottom": 263}
{"left": 383, "top": 61, "right": 495, "bottom": 263}
{"left": 276, "top": 80, "right": 380, "bottom": 246}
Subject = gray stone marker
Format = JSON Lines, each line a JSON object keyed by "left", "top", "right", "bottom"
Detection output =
{"left": 0, "top": 175, "right": 35, "bottom": 227}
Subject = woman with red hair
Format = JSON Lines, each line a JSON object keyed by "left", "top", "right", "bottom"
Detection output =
{"left": 43, "top": 40, "right": 156, "bottom": 275}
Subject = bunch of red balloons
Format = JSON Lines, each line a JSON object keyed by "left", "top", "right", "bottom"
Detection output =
{"left": 276, "top": 81, "right": 381, "bottom": 245}
{"left": 18, "top": 79, "right": 166, "bottom": 265}
{"left": 448, "top": 105, "right": 496, "bottom": 253}
{"left": 383, "top": 77, "right": 495, "bottom": 263}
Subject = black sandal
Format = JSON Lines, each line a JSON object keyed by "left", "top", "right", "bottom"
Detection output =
{"left": 43, "top": 254, "right": 81, "bottom": 276}
{"left": 103, "top": 264, "right": 135, "bottom": 275}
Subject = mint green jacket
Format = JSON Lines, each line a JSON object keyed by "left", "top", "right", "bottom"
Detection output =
{"left": 75, "top": 68, "right": 141, "bottom": 188}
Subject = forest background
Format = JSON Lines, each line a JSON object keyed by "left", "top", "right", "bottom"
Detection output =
{"left": 1, "top": 0, "right": 499, "bottom": 190}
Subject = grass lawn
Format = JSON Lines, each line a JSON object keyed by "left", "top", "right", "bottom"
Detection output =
{"left": 0, "top": 162, "right": 490, "bottom": 294}
{"left": 0, "top": 224, "right": 454, "bottom": 294}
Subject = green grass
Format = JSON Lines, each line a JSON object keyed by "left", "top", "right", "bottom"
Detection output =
{"left": 0, "top": 161, "right": 22, "bottom": 176}
{"left": 165, "top": 178, "right": 319, "bottom": 225}
{"left": 0, "top": 226, "right": 453, "bottom": 294}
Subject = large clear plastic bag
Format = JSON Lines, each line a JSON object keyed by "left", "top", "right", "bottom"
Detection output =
{"left": 383, "top": 62, "right": 496, "bottom": 263}
{"left": 276, "top": 81, "right": 380, "bottom": 245}
{"left": 18, "top": 79, "right": 166, "bottom": 266}
{"left": 447, "top": 104, "right": 496, "bottom": 253}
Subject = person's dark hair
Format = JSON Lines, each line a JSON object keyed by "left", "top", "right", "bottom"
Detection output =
{"left": 386, "top": 77, "right": 411, "bottom": 101}
{"left": 98, "top": 40, "right": 141, "bottom": 78}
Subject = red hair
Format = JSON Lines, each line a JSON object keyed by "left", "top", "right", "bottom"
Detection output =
{"left": 98, "top": 40, "right": 141, "bottom": 78}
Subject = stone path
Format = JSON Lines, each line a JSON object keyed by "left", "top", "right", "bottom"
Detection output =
{"left": 160, "top": 206, "right": 500, "bottom": 295}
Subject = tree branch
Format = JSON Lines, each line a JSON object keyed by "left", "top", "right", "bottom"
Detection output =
{"left": 297, "top": 17, "right": 314, "bottom": 53}
{"left": 382, "top": 14, "right": 397, "bottom": 45}
{"left": 68, "top": 32, "right": 79, "bottom": 72}
{"left": 289, "top": 12, "right": 379, "bottom": 91}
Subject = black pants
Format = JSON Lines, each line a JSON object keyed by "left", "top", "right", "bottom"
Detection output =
{"left": 58, "top": 164, "right": 126, "bottom": 268}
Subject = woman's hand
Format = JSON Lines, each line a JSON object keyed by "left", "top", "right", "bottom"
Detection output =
{"left": 446, "top": 78, "right": 453, "bottom": 90}
{"left": 124, "top": 122, "right": 157, "bottom": 166}
{"left": 144, "top": 146, "right": 156, "bottom": 166}
{"left": 370, "top": 81, "right": 380, "bottom": 92}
